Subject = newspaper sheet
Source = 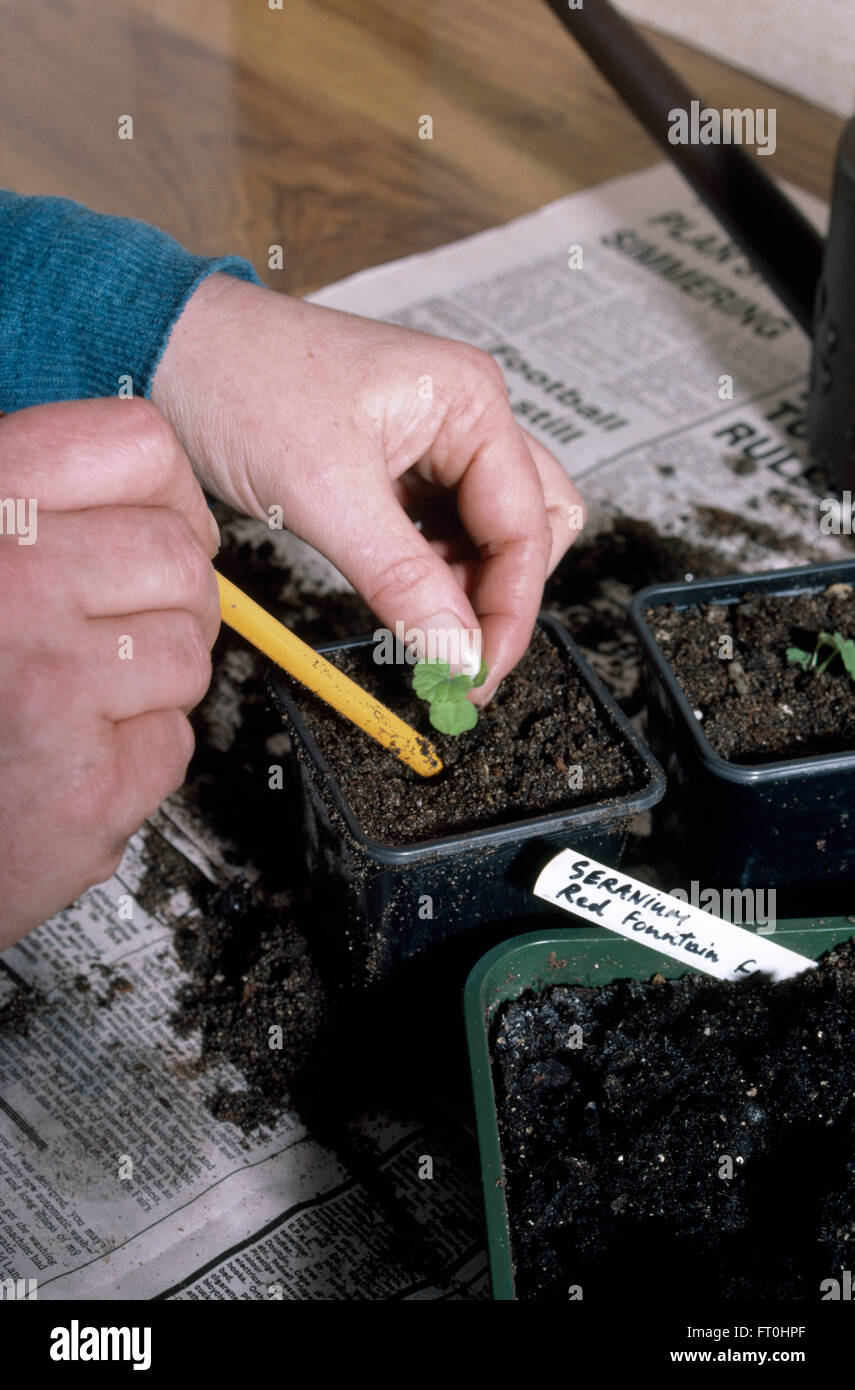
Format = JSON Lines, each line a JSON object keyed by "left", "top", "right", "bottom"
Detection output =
{"left": 0, "top": 161, "right": 844, "bottom": 1302}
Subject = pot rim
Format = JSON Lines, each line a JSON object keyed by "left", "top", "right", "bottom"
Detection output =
{"left": 268, "top": 612, "right": 665, "bottom": 863}
{"left": 629, "top": 558, "right": 855, "bottom": 784}
{"left": 465, "top": 915, "right": 855, "bottom": 1300}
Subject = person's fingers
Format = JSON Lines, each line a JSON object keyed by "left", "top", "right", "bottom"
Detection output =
{"left": 0, "top": 706, "right": 196, "bottom": 936}
{"left": 82, "top": 612, "right": 214, "bottom": 721}
{"left": 403, "top": 442, "right": 584, "bottom": 581}
{"left": 418, "top": 377, "right": 555, "bottom": 697}
{"left": 108, "top": 708, "right": 196, "bottom": 846}
{"left": 30, "top": 508, "right": 221, "bottom": 649}
{"left": 400, "top": 430, "right": 584, "bottom": 578}
{"left": 0, "top": 399, "right": 221, "bottom": 558}
{"left": 295, "top": 464, "right": 484, "bottom": 676}
{"left": 424, "top": 535, "right": 480, "bottom": 566}
{"left": 517, "top": 427, "right": 587, "bottom": 574}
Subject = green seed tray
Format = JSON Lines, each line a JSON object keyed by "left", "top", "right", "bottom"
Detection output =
{"left": 463, "top": 915, "right": 855, "bottom": 1300}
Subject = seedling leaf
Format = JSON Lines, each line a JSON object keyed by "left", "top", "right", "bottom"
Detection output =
{"left": 446, "top": 673, "right": 475, "bottom": 699}
{"left": 786, "top": 646, "right": 812, "bottom": 671}
{"left": 412, "top": 657, "right": 490, "bottom": 737}
{"left": 840, "top": 639, "right": 855, "bottom": 679}
{"left": 429, "top": 696, "right": 478, "bottom": 736}
{"left": 786, "top": 630, "right": 855, "bottom": 685}
{"left": 412, "top": 661, "right": 451, "bottom": 701}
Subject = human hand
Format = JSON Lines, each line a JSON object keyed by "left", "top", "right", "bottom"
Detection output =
{"left": 152, "top": 274, "right": 585, "bottom": 700}
{"left": 0, "top": 399, "right": 220, "bottom": 948}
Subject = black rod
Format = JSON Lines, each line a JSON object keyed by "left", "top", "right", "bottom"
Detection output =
{"left": 542, "top": 0, "right": 823, "bottom": 336}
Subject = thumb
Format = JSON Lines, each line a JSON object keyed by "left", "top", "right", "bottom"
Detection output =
{"left": 317, "top": 486, "right": 483, "bottom": 677}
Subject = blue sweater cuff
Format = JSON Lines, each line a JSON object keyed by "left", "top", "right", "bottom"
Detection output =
{"left": 0, "top": 192, "right": 263, "bottom": 411}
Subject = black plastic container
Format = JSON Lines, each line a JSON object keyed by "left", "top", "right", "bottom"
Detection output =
{"left": 268, "top": 614, "right": 665, "bottom": 986}
{"left": 630, "top": 559, "right": 855, "bottom": 911}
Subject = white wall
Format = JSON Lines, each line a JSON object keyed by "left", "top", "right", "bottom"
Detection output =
{"left": 621, "top": 0, "right": 854, "bottom": 118}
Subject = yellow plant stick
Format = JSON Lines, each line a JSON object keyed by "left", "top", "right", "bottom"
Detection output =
{"left": 215, "top": 571, "right": 442, "bottom": 778}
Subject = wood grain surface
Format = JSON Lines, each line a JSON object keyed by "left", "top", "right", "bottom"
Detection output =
{"left": 0, "top": 0, "right": 843, "bottom": 295}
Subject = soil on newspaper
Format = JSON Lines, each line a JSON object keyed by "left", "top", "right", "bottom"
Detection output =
{"left": 135, "top": 836, "right": 328, "bottom": 1132}
{"left": 543, "top": 516, "right": 750, "bottom": 717}
{"left": 493, "top": 937, "right": 855, "bottom": 1300}
{"left": 649, "top": 583, "right": 855, "bottom": 762}
{"left": 285, "top": 624, "right": 646, "bottom": 845}
{"left": 0, "top": 983, "right": 54, "bottom": 1036}
{"left": 173, "top": 879, "right": 328, "bottom": 1132}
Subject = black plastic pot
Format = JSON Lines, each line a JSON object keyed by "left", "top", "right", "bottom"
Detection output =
{"left": 268, "top": 614, "right": 665, "bottom": 986}
{"left": 630, "top": 559, "right": 855, "bottom": 912}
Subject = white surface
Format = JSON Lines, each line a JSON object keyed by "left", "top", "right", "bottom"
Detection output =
{"left": 622, "top": 0, "right": 855, "bottom": 118}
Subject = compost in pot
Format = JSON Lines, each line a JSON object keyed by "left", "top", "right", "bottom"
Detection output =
{"left": 492, "top": 939, "right": 855, "bottom": 1301}
{"left": 287, "top": 624, "right": 645, "bottom": 844}
{"left": 648, "top": 582, "right": 855, "bottom": 764}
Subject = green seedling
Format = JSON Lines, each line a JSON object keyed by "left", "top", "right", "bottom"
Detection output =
{"left": 412, "top": 658, "right": 489, "bottom": 736}
{"left": 786, "top": 630, "right": 855, "bottom": 684}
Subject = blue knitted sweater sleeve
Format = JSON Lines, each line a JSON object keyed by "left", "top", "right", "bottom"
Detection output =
{"left": 0, "top": 192, "right": 262, "bottom": 411}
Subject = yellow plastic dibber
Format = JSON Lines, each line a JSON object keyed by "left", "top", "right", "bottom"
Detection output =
{"left": 215, "top": 571, "right": 443, "bottom": 778}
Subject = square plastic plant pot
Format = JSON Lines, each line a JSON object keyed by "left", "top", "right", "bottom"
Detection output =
{"left": 267, "top": 614, "right": 665, "bottom": 987}
{"left": 464, "top": 916, "right": 855, "bottom": 1300}
{"left": 629, "top": 559, "right": 855, "bottom": 911}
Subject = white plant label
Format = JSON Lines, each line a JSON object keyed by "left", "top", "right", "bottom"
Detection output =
{"left": 533, "top": 849, "right": 815, "bottom": 983}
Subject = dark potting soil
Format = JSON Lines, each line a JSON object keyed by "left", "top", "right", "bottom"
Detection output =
{"left": 493, "top": 937, "right": 855, "bottom": 1301}
{"left": 0, "top": 981, "right": 54, "bottom": 1036}
{"left": 543, "top": 516, "right": 755, "bottom": 717}
{"left": 134, "top": 830, "right": 328, "bottom": 1132}
{"left": 648, "top": 583, "right": 855, "bottom": 763}
{"left": 172, "top": 877, "right": 327, "bottom": 1132}
{"left": 285, "top": 624, "right": 648, "bottom": 845}
{"left": 691, "top": 503, "right": 814, "bottom": 558}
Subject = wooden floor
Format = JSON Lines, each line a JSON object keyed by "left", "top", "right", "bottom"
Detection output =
{"left": 0, "top": 0, "right": 843, "bottom": 295}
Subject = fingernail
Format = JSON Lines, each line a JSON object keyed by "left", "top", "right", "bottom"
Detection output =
{"left": 471, "top": 684, "right": 495, "bottom": 709}
{"left": 206, "top": 508, "right": 221, "bottom": 555}
{"left": 415, "top": 612, "right": 482, "bottom": 677}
